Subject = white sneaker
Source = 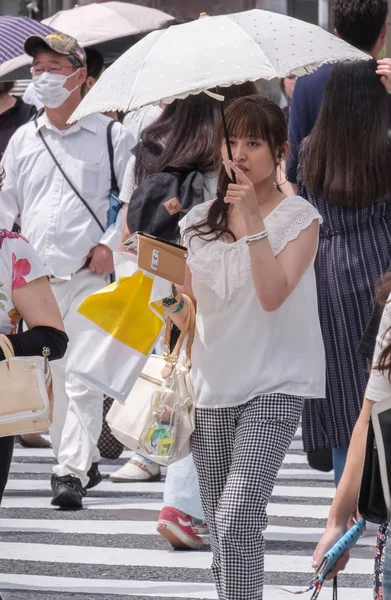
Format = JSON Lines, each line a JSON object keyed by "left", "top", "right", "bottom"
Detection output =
{"left": 109, "top": 457, "right": 161, "bottom": 482}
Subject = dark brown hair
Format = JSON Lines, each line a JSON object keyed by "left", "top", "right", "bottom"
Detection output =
{"left": 0, "top": 82, "right": 14, "bottom": 95}
{"left": 302, "top": 59, "right": 391, "bottom": 209}
{"left": 134, "top": 82, "right": 258, "bottom": 186}
{"left": 186, "top": 95, "right": 288, "bottom": 243}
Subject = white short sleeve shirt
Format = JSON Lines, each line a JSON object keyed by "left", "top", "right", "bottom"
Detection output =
{"left": 180, "top": 196, "right": 326, "bottom": 409}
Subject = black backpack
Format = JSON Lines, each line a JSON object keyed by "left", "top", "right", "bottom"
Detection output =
{"left": 127, "top": 144, "right": 207, "bottom": 243}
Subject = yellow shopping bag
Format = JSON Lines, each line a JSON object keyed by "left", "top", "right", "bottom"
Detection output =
{"left": 68, "top": 254, "right": 169, "bottom": 402}
{"left": 78, "top": 272, "right": 163, "bottom": 354}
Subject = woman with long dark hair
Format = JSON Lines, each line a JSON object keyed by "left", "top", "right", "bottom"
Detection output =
{"left": 299, "top": 59, "right": 391, "bottom": 486}
{"left": 163, "top": 95, "right": 325, "bottom": 598}
{"left": 115, "top": 83, "right": 259, "bottom": 552}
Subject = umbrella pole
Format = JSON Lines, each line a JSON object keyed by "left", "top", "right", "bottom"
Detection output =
{"left": 219, "top": 100, "right": 236, "bottom": 184}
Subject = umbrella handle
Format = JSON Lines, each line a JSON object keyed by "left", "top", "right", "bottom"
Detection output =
{"left": 219, "top": 101, "right": 236, "bottom": 184}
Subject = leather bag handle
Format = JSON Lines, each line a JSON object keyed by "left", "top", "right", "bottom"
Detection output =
{"left": 0, "top": 334, "right": 15, "bottom": 359}
{"left": 163, "top": 294, "right": 196, "bottom": 365}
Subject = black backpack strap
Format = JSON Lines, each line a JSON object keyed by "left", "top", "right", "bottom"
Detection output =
{"left": 107, "top": 120, "right": 119, "bottom": 193}
{"left": 35, "top": 119, "right": 105, "bottom": 233}
{"left": 30, "top": 107, "right": 44, "bottom": 122}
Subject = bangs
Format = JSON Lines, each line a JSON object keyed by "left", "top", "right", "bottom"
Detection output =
{"left": 225, "top": 100, "right": 268, "bottom": 140}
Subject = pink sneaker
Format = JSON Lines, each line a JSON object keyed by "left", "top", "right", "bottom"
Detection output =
{"left": 157, "top": 506, "right": 203, "bottom": 550}
{"left": 192, "top": 522, "right": 209, "bottom": 537}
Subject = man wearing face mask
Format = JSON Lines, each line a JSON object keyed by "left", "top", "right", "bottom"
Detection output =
{"left": 0, "top": 32, "right": 134, "bottom": 509}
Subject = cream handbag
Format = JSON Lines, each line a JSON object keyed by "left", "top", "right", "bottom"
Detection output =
{"left": 107, "top": 296, "right": 196, "bottom": 466}
{"left": 0, "top": 334, "right": 54, "bottom": 437}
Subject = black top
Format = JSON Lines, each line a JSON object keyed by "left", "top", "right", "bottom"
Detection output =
{"left": 0, "top": 97, "right": 36, "bottom": 158}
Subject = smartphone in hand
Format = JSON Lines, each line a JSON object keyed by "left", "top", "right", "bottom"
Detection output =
{"left": 122, "top": 232, "right": 188, "bottom": 285}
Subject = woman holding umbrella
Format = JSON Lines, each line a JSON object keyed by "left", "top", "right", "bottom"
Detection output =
{"left": 163, "top": 94, "right": 325, "bottom": 599}
{"left": 117, "top": 83, "right": 259, "bottom": 554}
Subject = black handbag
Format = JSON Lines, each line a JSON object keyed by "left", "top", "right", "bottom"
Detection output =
{"left": 127, "top": 141, "right": 206, "bottom": 243}
{"left": 358, "top": 400, "right": 391, "bottom": 524}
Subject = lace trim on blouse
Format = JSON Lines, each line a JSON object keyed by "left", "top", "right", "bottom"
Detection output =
{"left": 180, "top": 197, "right": 321, "bottom": 311}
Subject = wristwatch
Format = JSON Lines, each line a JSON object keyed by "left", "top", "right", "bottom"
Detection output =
{"left": 163, "top": 284, "right": 180, "bottom": 307}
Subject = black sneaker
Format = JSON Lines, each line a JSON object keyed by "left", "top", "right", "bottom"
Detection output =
{"left": 51, "top": 473, "right": 86, "bottom": 509}
{"left": 84, "top": 462, "right": 102, "bottom": 491}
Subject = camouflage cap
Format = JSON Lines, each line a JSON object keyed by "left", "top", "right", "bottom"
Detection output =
{"left": 24, "top": 32, "right": 86, "bottom": 66}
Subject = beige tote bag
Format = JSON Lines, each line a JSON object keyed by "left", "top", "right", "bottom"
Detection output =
{"left": 107, "top": 296, "right": 196, "bottom": 466}
{"left": 0, "top": 334, "right": 53, "bottom": 437}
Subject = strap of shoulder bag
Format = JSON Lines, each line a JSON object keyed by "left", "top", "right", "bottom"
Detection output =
{"left": 0, "top": 334, "right": 15, "bottom": 359}
{"left": 164, "top": 295, "right": 196, "bottom": 366}
{"left": 34, "top": 120, "right": 105, "bottom": 233}
{"left": 107, "top": 120, "right": 119, "bottom": 193}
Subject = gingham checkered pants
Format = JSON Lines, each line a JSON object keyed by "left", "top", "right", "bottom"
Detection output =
{"left": 192, "top": 394, "right": 304, "bottom": 600}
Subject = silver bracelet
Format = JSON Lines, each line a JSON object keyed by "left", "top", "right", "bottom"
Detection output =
{"left": 245, "top": 230, "right": 269, "bottom": 246}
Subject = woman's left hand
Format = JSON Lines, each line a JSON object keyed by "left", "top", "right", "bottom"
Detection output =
{"left": 377, "top": 59, "right": 391, "bottom": 94}
{"left": 225, "top": 161, "right": 260, "bottom": 220}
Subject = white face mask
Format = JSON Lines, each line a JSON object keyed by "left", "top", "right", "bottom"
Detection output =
{"left": 32, "top": 69, "right": 80, "bottom": 109}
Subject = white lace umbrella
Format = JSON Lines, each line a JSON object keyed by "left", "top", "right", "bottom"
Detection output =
{"left": 69, "top": 9, "right": 368, "bottom": 122}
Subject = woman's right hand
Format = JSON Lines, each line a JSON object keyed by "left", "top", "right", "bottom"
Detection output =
{"left": 312, "top": 524, "right": 350, "bottom": 580}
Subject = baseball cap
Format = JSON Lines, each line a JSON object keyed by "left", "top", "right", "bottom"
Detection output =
{"left": 24, "top": 32, "right": 86, "bottom": 67}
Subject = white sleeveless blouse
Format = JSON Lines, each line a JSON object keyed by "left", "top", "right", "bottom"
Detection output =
{"left": 180, "top": 196, "right": 326, "bottom": 409}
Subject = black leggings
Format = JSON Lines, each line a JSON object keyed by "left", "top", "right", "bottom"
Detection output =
{"left": 0, "top": 436, "right": 14, "bottom": 504}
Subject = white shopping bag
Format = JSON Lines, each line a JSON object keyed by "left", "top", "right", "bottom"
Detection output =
{"left": 68, "top": 253, "right": 171, "bottom": 402}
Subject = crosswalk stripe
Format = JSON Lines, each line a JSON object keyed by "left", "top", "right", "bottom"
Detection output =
{"left": 1, "top": 428, "right": 374, "bottom": 599}
{"left": 3, "top": 479, "right": 336, "bottom": 499}
{"left": 8, "top": 461, "right": 334, "bottom": 480}
{"left": 0, "top": 541, "right": 373, "bottom": 574}
{"left": 10, "top": 447, "right": 309, "bottom": 464}
{"left": 0, "top": 518, "right": 376, "bottom": 547}
{"left": 0, "top": 496, "right": 332, "bottom": 518}
{"left": 0, "top": 575, "right": 371, "bottom": 599}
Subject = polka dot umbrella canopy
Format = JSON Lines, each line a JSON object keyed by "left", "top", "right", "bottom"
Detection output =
{"left": 69, "top": 9, "right": 368, "bottom": 122}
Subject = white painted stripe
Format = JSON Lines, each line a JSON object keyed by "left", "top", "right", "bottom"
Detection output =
{"left": 289, "top": 440, "right": 303, "bottom": 450}
{"left": 4, "top": 480, "right": 335, "bottom": 500}
{"left": 11, "top": 447, "right": 308, "bottom": 464}
{"left": 9, "top": 462, "right": 129, "bottom": 475}
{"left": 273, "top": 486, "right": 333, "bottom": 499}
{"left": 5, "top": 479, "right": 166, "bottom": 494}
{"left": 0, "top": 542, "right": 373, "bottom": 574}
{"left": 0, "top": 519, "right": 376, "bottom": 547}
{"left": 1, "top": 496, "right": 164, "bottom": 511}
{"left": 0, "top": 495, "right": 331, "bottom": 518}
{"left": 0, "top": 575, "right": 371, "bottom": 599}
{"left": 9, "top": 462, "right": 331, "bottom": 480}
{"left": 277, "top": 469, "right": 334, "bottom": 480}
{"left": 0, "top": 519, "right": 159, "bottom": 536}
{"left": 281, "top": 454, "right": 307, "bottom": 464}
